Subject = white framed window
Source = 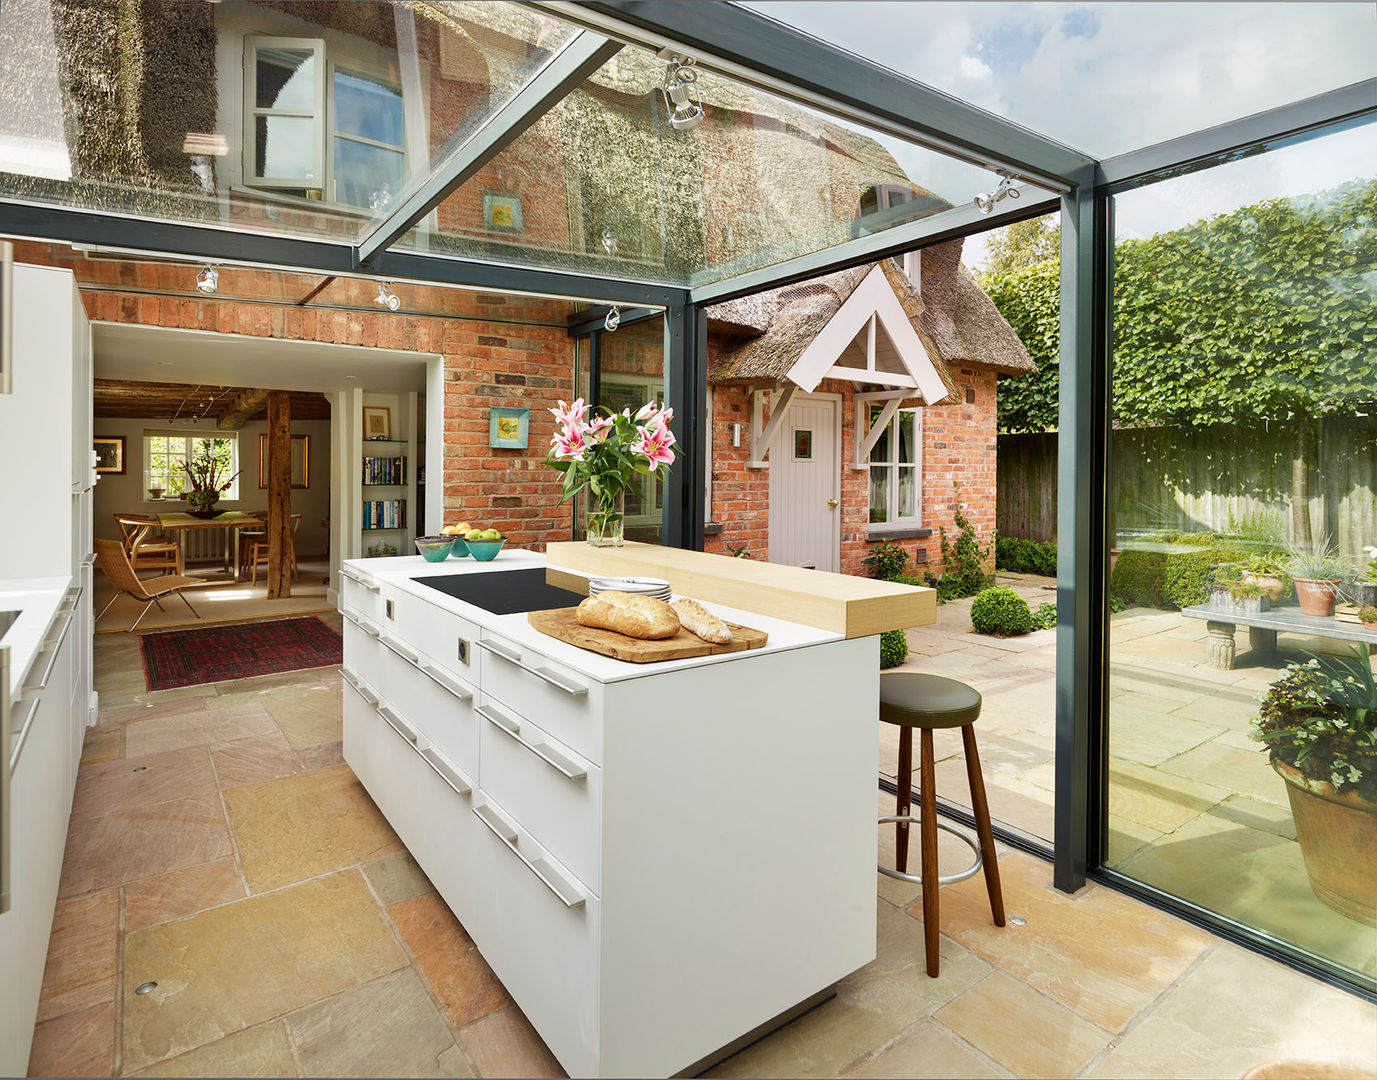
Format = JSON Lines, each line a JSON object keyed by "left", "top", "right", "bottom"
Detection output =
{"left": 599, "top": 376, "right": 665, "bottom": 526}
{"left": 243, "top": 36, "right": 406, "bottom": 211}
{"left": 866, "top": 406, "right": 921, "bottom": 526}
{"left": 145, "top": 432, "right": 239, "bottom": 500}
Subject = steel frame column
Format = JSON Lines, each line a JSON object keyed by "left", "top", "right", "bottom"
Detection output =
{"left": 663, "top": 300, "right": 707, "bottom": 549}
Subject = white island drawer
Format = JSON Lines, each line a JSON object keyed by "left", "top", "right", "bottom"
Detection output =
{"left": 476, "top": 632, "right": 602, "bottom": 765}
{"left": 340, "top": 568, "right": 382, "bottom": 622}
{"left": 378, "top": 638, "right": 480, "bottom": 781}
{"left": 476, "top": 695, "right": 601, "bottom": 893}
{"left": 386, "top": 587, "right": 480, "bottom": 682}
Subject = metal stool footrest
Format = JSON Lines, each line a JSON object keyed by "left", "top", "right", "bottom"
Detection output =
{"left": 877, "top": 814, "right": 983, "bottom": 885}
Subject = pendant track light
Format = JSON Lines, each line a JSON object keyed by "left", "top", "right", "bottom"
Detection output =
{"left": 973, "top": 173, "right": 1020, "bottom": 215}
{"left": 195, "top": 265, "right": 219, "bottom": 294}
{"left": 659, "top": 50, "right": 704, "bottom": 132}
{"left": 374, "top": 281, "right": 400, "bottom": 311}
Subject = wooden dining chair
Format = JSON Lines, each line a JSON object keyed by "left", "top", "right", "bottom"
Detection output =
{"left": 114, "top": 514, "right": 183, "bottom": 574}
{"left": 247, "top": 513, "right": 302, "bottom": 585}
{"left": 237, "top": 510, "right": 270, "bottom": 576}
{"left": 94, "top": 538, "right": 202, "bottom": 631}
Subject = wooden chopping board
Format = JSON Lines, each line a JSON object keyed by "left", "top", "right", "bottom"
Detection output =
{"left": 527, "top": 607, "right": 768, "bottom": 663}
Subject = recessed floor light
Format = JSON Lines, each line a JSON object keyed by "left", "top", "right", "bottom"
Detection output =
{"left": 135, "top": 982, "right": 157, "bottom": 995}
{"left": 1009, "top": 915, "right": 1027, "bottom": 926}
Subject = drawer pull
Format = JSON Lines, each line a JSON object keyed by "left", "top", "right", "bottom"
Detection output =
{"left": 342, "top": 610, "right": 381, "bottom": 637}
{"left": 22, "top": 614, "right": 71, "bottom": 698}
{"left": 340, "top": 569, "right": 380, "bottom": 592}
{"left": 343, "top": 674, "right": 379, "bottom": 707}
{"left": 380, "top": 635, "right": 419, "bottom": 666}
{"left": 420, "top": 664, "right": 473, "bottom": 702}
{"left": 476, "top": 640, "right": 588, "bottom": 697}
{"left": 472, "top": 802, "right": 585, "bottom": 909}
{"left": 377, "top": 705, "right": 417, "bottom": 745}
{"left": 476, "top": 704, "right": 586, "bottom": 781}
{"left": 417, "top": 744, "right": 473, "bottom": 796}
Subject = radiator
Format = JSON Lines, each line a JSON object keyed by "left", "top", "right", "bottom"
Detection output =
{"left": 183, "top": 528, "right": 230, "bottom": 563}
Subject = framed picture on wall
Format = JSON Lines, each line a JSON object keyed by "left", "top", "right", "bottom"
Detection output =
{"left": 258, "top": 434, "right": 309, "bottom": 488}
{"left": 483, "top": 193, "right": 523, "bottom": 234}
{"left": 489, "top": 407, "right": 529, "bottom": 449}
{"left": 93, "top": 435, "right": 126, "bottom": 474}
{"left": 362, "top": 406, "right": 392, "bottom": 440}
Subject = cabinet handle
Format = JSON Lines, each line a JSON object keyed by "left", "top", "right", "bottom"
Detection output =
{"left": 476, "top": 704, "right": 586, "bottom": 781}
{"left": 9, "top": 697, "right": 41, "bottom": 773}
{"left": 343, "top": 673, "right": 379, "bottom": 707}
{"left": 342, "top": 610, "right": 380, "bottom": 637}
{"left": 416, "top": 743, "right": 473, "bottom": 796}
{"left": 22, "top": 614, "right": 71, "bottom": 698}
{"left": 476, "top": 639, "right": 588, "bottom": 697}
{"left": 81, "top": 551, "right": 97, "bottom": 567}
{"left": 419, "top": 664, "right": 472, "bottom": 702}
{"left": 340, "top": 569, "right": 380, "bottom": 592}
{"left": 471, "top": 802, "right": 585, "bottom": 909}
{"left": 377, "top": 705, "right": 417, "bottom": 745}
{"left": 380, "top": 635, "right": 419, "bottom": 666}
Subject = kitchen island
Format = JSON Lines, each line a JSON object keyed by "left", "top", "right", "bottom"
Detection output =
{"left": 340, "top": 547, "right": 931, "bottom": 1078}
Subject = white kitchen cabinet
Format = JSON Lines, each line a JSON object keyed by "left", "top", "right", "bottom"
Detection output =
{"left": 342, "top": 554, "right": 877, "bottom": 1078}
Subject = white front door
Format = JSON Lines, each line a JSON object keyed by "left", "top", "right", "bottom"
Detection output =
{"left": 768, "top": 395, "right": 840, "bottom": 572}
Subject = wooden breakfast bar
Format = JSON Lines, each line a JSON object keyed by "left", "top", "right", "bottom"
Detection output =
{"left": 339, "top": 544, "right": 933, "bottom": 1078}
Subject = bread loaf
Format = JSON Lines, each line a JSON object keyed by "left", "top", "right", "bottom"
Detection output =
{"left": 671, "top": 597, "right": 733, "bottom": 644}
{"left": 576, "top": 591, "right": 681, "bottom": 640}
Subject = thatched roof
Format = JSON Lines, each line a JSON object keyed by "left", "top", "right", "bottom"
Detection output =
{"left": 706, "top": 239, "right": 1036, "bottom": 396}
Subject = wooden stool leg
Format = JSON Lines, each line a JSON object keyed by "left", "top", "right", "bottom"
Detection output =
{"left": 962, "top": 725, "right": 1006, "bottom": 927}
{"left": 920, "top": 727, "right": 940, "bottom": 978}
{"left": 895, "top": 726, "right": 913, "bottom": 874}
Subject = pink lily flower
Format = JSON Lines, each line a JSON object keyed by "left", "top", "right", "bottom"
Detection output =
{"left": 646, "top": 412, "right": 677, "bottom": 448}
{"left": 587, "top": 414, "right": 615, "bottom": 440}
{"left": 635, "top": 400, "right": 659, "bottom": 421}
{"left": 548, "top": 398, "right": 588, "bottom": 430}
{"left": 551, "top": 425, "right": 589, "bottom": 461}
{"left": 632, "top": 423, "right": 676, "bottom": 468}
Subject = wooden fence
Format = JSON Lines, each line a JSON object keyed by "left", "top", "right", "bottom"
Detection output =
{"left": 997, "top": 417, "right": 1377, "bottom": 553}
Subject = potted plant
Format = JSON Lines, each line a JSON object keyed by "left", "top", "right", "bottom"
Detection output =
{"left": 1361, "top": 607, "right": 1377, "bottom": 627}
{"left": 1239, "top": 554, "right": 1293, "bottom": 605}
{"left": 1206, "top": 576, "right": 1271, "bottom": 616}
{"left": 182, "top": 449, "right": 239, "bottom": 519}
{"left": 1355, "top": 546, "right": 1377, "bottom": 608}
{"left": 1251, "top": 646, "right": 1377, "bottom": 924}
{"left": 1283, "top": 539, "right": 1354, "bottom": 617}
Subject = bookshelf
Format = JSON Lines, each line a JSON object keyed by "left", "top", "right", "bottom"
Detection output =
{"left": 353, "top": 391, "right": 418, "bottom": 558}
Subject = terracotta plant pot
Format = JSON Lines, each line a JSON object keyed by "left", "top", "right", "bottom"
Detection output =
{"left": 1242, "top": 571, "right": 1288, "bottom": 605}
{"left": 1273, "top": 759, "right": 1377, "bottom": 925}
{"left": 1292, "top": 577, "right": 1339, "bottom": 617}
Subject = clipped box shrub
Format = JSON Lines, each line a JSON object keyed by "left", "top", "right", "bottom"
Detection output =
{"left": 970, "top": 586, "right": 1034, "bottom": 635}
{"left": 995, "top": 536, "right": 1058, "bottom": 577}
{"left": 879, "top": 629, "right": 909, "bottom": 668}
{"left": 1111, "top": 544, "right": 1258, "bottom": 610}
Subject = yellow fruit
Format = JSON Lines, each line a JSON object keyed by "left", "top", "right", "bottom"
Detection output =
{"left": 441, "top": 525, "right": 461, "bottom": 535}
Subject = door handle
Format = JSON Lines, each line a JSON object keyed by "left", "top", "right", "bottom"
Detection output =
{"left": 827, "top": 498, "right": 839, "bottom": 509}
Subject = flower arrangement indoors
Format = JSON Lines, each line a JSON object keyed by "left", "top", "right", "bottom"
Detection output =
{"left": 545, "top": 398, "right": 676, "bottom": 546}
{"left": 182, "top": 449, "right": 240, "bottom": 518}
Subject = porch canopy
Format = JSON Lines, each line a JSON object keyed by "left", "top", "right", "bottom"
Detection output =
{"left": 0, "top": 0, "right": 1373, "bottom": 905}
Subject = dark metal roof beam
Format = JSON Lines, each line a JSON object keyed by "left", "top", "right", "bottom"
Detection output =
{"left": 566, "top": 306, "right": 660, "bottom": 337}
{"left": 356, "top": 31, "right": 623, "bottom": 265}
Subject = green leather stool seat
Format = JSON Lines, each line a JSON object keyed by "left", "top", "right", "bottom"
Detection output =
{"left": 879, "top": 673, "right": 982, "bottom": 729}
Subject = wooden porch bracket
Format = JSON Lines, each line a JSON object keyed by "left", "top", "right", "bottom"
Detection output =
{"left": 852, "top": 390, "right": 909, "bottom": 469}
{"left": 747, "top": 384, "right": 797, "bottom": 469}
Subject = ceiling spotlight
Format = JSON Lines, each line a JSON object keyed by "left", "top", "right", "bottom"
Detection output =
{"left": 973, "top": 173, "right": 1020, "bottom": 215}
{"left": 375, "top": 281, "right": 400, "bottom": 311}
{"left": 659, "top": 51, "right": 704, "bottom": 132}
{"left": 604, "top": 306, "right": 621, "bottom": 332}
{"left": 195, "top": 265, "right": 218, "bottom": 294}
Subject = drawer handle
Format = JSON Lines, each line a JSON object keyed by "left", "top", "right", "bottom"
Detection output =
{"left": 377, "top": 705, "right": 417, "bottom": 745}
{"left": 476, "top": 704, "right": 587, "bottom": 781}
{"left": 471, "top": 802, "right": 585, "bottom": 909}
{"left": 22, "top": 614, "right": 71, "bottom": 698}
{"left": 343, "top": 673, "right": 379, "bottom": 707}
{"left": 417, "top": 743, "right": 473, "bottom": 796}
{"left": 476, "top": 640, "right": 588, "bottom": 697}
{"left": 9, "top": 698, "right": 42, "bottom": 773}
{"left": 380, "top": 635, "right": 420, "bottom": 666}
{"left": 420, "top": 664, "right": 473, "bottom": 702}
{"left": 340, "top": 569, "right": 381, "bottom": 592}
{"left": 342, "top": 610, "right": 381, "bottom": 637}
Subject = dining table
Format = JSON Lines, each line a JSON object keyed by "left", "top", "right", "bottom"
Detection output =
{"left": 156, "top": 511, "right": 265, "bottom": 582}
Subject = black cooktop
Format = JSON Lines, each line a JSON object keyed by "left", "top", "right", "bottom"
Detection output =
{"left": 412, "top": 567, "right": 585, "bottom": 615}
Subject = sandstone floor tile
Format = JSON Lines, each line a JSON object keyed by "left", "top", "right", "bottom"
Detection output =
{"left": 211, "top": 728, "right": 302, "bottom": 788}
{"left": 935, "top": 757, "right": 1055, "bottom": 840}
{"left": 458, "top": 1005, "right": 565, "bottom": 1079}
{"left": 35, "top": 889, "right": 119, "bottom": 1023}
{"left": 1088, "top": 945, "right": 1377, "bottom": 1079}
{"left": 124, "top": 703, "right": 277, "bottom": 758}
{"left": 287, "top": 968, "right": 467, "bottom": 1078}
{"left": 297, "top": 739, "right": 346, "bottom": 771}
{"left": 1106, "top": 816, "right": 1166, "bottom": 865}
{"left": 1211, "top": 791, "right": 1298, "bottom": 840}
{"left": 123, "top": 857, "right": 248, "bottom": 933}
{"left": 71, "top": 746, "right": 217, "bottom": 820}
{"left": 389, "top": 892, "right": 511, "bottom": 1028}
{"left": 1107, "top": 756, "right": 1231, "bottom": 833}
{"left": 97, "top": 697, "right": 209, "bottom": 727}
{"left": 222, "top": 668, "right": 333, "bottom": 697}
{"left": 1107, "top": 707, "right": 1228, "bottom": 767}
{"left": 59, "top": 791, "right": 233, "bottom": 897}
{"left": 706, "top": 902, "right": 988, "bottom": 1078}
{"left": 129, "top": 1021, "right": 298, "bottom": 1078}
{"left": 927, "top": 852, "right": 1212, "bottom": 1032}
{"left": 1156, "top": 739, "right": 1289, "bottom": 806}
{"left": 81, "top": 725, "right": 122, "bottom": 763}
{"left": 27, "top": 1000, "right": 116, "bottom": 1079}
{"left": 122, "top": 870, "right": 407, "bottom": 1073}
{"left": 266, "top": 687, "right": 345, "bottom": 748}
{"left": 843, "top": 1018, "right": 1012, "bottom": 1079}
{"left": 364, "top": 850, "right": 435, "bottom": 906}
{"left": 935, "top": 970, "right": 1111, "bottom": 1079}
{"left": 225, "top": 764, "right": 401, "bottom": 892}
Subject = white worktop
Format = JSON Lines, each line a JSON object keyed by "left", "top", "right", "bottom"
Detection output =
{"left": 342, "top": 551, "right": 847, "bottom": 684}
{"left": 0, "top": 576, "right": 72, "bottom": 705}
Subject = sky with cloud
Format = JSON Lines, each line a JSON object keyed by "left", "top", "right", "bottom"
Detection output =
{"left": 743, "top": 2, "right": 1376, "bottom": 268}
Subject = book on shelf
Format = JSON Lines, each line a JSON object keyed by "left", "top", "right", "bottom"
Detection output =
{"left": 362, "top": 498, "right": 406, "bottom": 530}
{"left": 362, "top": 455, "right": 406, "bottom": 485}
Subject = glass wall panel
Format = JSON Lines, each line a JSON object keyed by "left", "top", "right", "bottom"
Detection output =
{"left": 0, "top": 0, "right": 574, "bottom": 240}
{"left": 404, "top": 43, "right": 1048, "bottom": 285}
{"left": 1105, "top": 121, "right": 1377, "bottom": 991}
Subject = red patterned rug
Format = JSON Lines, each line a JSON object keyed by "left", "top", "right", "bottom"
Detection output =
{"left": 140, "top": 616, "right": 343, "bottom": 692}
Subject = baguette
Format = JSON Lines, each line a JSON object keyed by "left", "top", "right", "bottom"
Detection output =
{"left": 671, "top": 597, "right": 733, "bottom": 644}
{"left": 576, "top": 591, "right": 681, "bottom": 640}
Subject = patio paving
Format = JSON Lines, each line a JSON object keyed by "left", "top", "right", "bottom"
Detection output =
{"left": 23, "top": 609, "right": 1377, "bottom": 1078}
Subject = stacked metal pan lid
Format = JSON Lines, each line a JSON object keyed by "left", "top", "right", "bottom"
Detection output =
{"left": 587, "top": 576, "right": 672, "bottom": 601}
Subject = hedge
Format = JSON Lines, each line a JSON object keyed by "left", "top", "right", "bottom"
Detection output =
{"left": 996, "top": 536, "right": 1057, "bottom": 577}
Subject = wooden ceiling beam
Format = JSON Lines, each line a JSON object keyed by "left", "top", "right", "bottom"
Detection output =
{"left": 216, "top": 388, "right": 273, "bottom": 430}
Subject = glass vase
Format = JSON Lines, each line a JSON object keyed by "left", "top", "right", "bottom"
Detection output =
{"left": 585, "top": 488, "right": 625, "bottom": 547}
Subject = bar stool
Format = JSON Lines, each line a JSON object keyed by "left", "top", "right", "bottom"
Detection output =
{"left": 878, "top": 671, "right": 1005, "bottom": 977}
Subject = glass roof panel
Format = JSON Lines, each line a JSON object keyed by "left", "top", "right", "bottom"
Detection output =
{"left": 744, "top": 2, "right": 1377, "bottom": 159}
{"left": 401, "top": 43, "right": 1050, "bottom": 285}
{"left": 0, "top": 0, "right": 575, "bottom": 243}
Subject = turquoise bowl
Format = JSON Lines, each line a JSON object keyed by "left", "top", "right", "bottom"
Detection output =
{"left": 465, "top": 537, "right": 505, "bottom": 561}
{"left": 414, "top": 536, "right": 455, "bottom": 562}
{"left": 448, "top": 536, "right": 470, "bottom": 558}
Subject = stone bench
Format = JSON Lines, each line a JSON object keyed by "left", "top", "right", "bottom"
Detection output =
{"left": 1181, "top": 603, "right": 1377, "bottom": 669}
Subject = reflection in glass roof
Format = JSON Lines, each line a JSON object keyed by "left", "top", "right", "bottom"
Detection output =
{"left": 745, "top": 2, "right": 1377, "bottom": 159}
{"left": 0, "top": 0, "right": 576, "bottom": 242}
{"left": 404, "top": 43, "right": 1049, "bottom": 285}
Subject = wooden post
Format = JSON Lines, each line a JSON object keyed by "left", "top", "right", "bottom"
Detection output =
{"left": 267, "top": 391, "right": 292, "bottom": 598}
